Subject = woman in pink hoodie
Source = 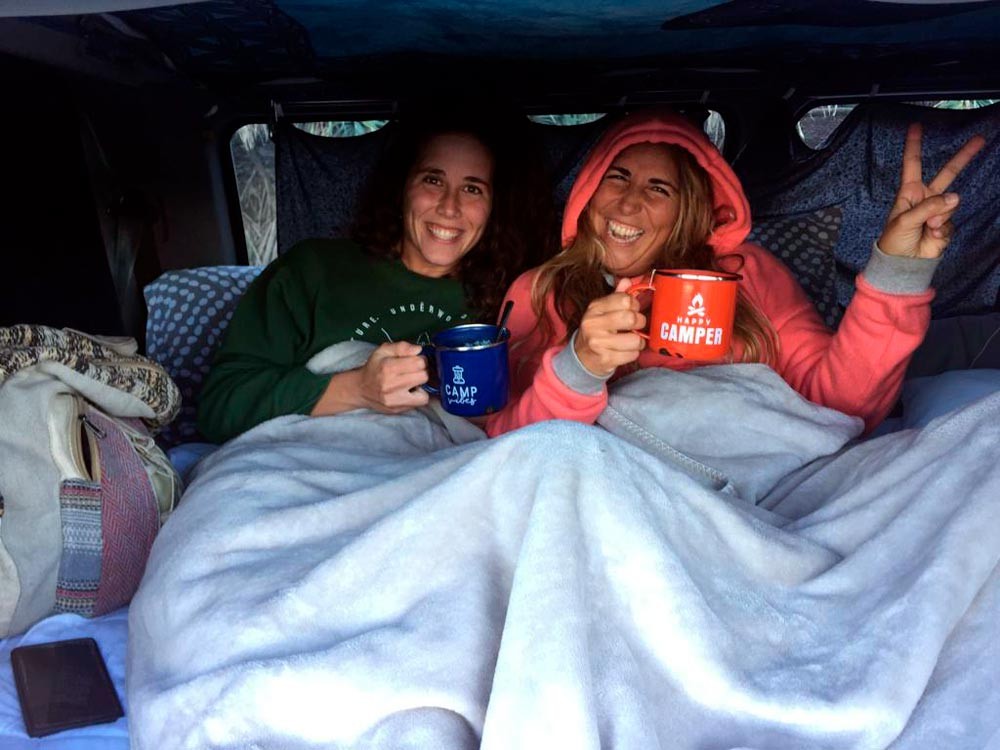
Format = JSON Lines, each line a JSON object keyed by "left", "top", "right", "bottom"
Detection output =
{"left": 486, "top": 109, "right": 984, "bottom": 437}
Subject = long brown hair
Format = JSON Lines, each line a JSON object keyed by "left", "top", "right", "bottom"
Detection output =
{"left": 352, "top": 103, "right": 558, "bottom": 322}
{"left": 532, "top": 142, "right": 777, "bottom": 363}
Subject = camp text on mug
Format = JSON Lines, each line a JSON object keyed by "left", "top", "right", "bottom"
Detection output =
{"left": 421, "top": 323, "right": 510, "bottom": 417}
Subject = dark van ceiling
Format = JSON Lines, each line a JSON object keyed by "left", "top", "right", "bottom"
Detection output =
{"left": 3, "top": 0, "right": 1000, "bottom": 108}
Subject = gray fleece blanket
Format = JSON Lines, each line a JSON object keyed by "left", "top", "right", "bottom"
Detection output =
{"left": 127, "top": 361, "right": 1000, "bottom": 750}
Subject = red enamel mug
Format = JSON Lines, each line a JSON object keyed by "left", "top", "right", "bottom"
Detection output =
{"left": 627, "top": 269, "right": 742, "bottom": 361}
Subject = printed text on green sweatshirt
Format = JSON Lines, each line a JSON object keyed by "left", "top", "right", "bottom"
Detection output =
{"left": 198, "top": 239, "right": 474, "bottom": 442}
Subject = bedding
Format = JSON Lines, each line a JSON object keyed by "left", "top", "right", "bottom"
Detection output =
{"left": 869, "top": 367, "right": 1000, "bottom": 438}
{"left": 127, "top": 355, "right": 1000, "bottom": 750}
{"left": 166, "top": 442, "right": 219, "bottom": 485}
{"left": 900, "top": 369, "right": 1000, "bottom": 430}
{"left": 0, "top": 608, "right": 129, "bottom": 749}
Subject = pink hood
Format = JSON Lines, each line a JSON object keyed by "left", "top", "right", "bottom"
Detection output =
{"left": 561, "top": 109, "right": 752, "bottom": 254}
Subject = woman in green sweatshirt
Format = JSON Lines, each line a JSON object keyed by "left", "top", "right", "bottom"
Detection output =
{"left": 198, "top": 107, "right": 556, "bottom": 443}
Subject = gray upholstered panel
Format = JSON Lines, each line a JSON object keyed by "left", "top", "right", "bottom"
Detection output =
{"left": 275, "top": 123, "right": 391, "bottom": 255}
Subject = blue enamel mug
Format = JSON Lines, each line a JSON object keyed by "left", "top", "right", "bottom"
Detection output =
{"left": 421, "top": 323, "right": 510, "bottom": 417}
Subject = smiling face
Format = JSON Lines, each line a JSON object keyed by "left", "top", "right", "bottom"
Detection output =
{"left": 586, "top": 142, "right": 683, "bottom": 278}
{"left": 399, "top": 132, "right": 494, "bottom": 278}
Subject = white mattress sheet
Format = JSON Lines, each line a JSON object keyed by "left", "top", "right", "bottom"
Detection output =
{"left": 0, "top": 608, "right": 129, "bottom": 750}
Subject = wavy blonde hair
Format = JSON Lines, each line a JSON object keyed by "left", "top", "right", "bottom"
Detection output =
{"left": 532, "top": 142, "right": 777, "bottom": 364}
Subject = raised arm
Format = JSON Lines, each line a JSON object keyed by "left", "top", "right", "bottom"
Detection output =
{"left": 762, "top": 123, "right": 986, "bottom": 430}
{"left": 878, "top": 123, "right": 985, "bottom": 259}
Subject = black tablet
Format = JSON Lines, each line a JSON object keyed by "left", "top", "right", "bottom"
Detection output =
{"left": 10, "top": 637, "right": 124, "bottom": 738}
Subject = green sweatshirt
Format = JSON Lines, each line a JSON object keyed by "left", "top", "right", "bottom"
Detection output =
{"left": 197, "top": 238, "right": 473, "bottom": 443}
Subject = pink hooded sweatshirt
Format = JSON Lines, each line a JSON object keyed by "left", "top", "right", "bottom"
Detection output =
{"left": 486, "top": 110, "right": 936, "bottom": 437}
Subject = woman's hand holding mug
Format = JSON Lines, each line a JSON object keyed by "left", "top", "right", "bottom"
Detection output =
{"left": 356, "top": 342, "right": 431, "bottom": 413}
{"left": 313, "top": 341, "right": 430, "bottom": 417}
{"left": 573, "top": 278, "right": 647, "bottom": 377}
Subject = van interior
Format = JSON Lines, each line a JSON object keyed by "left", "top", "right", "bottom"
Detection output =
{"left": 1, "top": 2, "right": 999, "bottom": 748}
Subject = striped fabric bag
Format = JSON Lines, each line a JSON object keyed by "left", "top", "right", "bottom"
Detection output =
{"left": 0, "top": 325, "right": 181, "bottom": 638}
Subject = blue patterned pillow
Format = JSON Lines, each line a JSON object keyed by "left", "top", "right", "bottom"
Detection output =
{"left": 144, "top": 266, "right": 263, "bottom": 446}
{"left": 747, "top": 206, "right": 844, "bottom": 329}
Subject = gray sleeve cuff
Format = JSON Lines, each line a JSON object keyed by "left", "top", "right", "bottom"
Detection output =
{"left": 861, "top": 242, "right": 941, "bottom": 294}
{"left": 551, "top": 331, "right": 612, "bottom": 395}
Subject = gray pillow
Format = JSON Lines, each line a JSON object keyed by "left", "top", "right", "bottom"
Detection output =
{"left": 598, "top": 365, "right": 862, "bottom": 504}
{"left": 747, "top": 207, "right": 843, "bottom": 328}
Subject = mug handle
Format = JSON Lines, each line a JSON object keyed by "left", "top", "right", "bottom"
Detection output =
{"left": 419, "top": 344, "right": 439, "bottom": 395}
{"left": 625, "top": 281, "right": 655, "bottom": 341}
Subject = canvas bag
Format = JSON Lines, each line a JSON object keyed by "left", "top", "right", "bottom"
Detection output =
{"left": 0, "top": 325, "right": 182, "bottom": 638}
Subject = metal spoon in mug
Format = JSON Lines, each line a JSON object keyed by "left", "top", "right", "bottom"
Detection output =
{"left": 495, "top": 300, "right": 514, "bottom": 342}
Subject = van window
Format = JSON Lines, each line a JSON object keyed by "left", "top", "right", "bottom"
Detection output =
{"left": 529, "top": 110, "right": 726, "bottom": 148}
{"left": 292, "top": 121, "right": 389, "bottom": 138}
{"left": 230, "top": 121, "right": 387, "bottom": 266}
{"left": 704, "top": 110, "right": 726, "bottom": 150}
{"left": 796, "top": 104, "right": 857, "bottom": 151}
{"left": 797, "top": 100, "right": 999, "bottom": 150}
{"left": 528, "top": 114, "right": 606, "bottom": 126}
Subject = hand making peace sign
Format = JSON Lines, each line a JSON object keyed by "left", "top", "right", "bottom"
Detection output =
{"left": 878, "top": 123, "right": 986, "bottom": 260}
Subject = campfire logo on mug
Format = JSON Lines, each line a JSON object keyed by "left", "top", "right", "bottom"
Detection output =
{"left": 445, "top": 365, "right": 477, "bottom": 406}
{"left": 687, "top": 293, "right": 707, "bottom": 318}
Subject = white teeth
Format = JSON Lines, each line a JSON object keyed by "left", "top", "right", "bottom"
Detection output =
{"left": 428, "top": 225, "right": 461, "bottom": 241}
{"left": 607, "top": 220, "right": 643, "bottom": 242}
